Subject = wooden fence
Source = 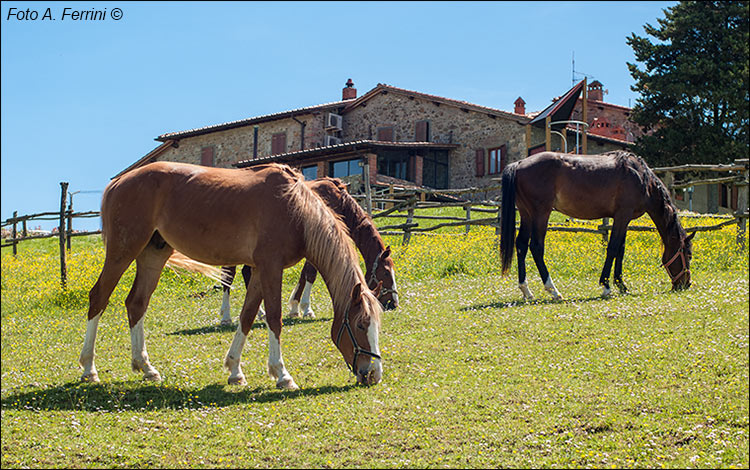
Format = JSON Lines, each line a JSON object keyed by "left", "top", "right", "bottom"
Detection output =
{"left": 1, "top": 182, "right": 101, "bottom": 287}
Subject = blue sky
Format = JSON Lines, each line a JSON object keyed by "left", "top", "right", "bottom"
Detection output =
{"left": 1, "top": 1, "right": 677, "bottom": 231}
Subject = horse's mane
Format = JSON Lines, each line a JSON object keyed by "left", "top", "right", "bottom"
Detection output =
{"left": 284, "top": 170, "right": 381, "bottom": 326}
{"left": 607, "top": 151, "right": 690, "bottom": 253}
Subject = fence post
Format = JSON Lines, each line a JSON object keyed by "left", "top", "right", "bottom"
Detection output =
{"left": 599, "top": 217, "right": 610, "bottom": 254}
{"left": 402, "top": 203, "right": 415, "bottom": 246}
{"left": 12, "top": 210, "right": 18, "bottom": 256}
{"left": 464, "top": 202, "right": 471, "bottom": 235}
{"left": 66, "top": 197, "right": 73, "bottom": 251}
{"left": 736, "top": 161, "right": 748, "bottom": 250}
{"left": 362, "top": 161, "right": 372, "bottom": 216}
{"left": 59, "top": 182, "right": 69, "bottom": 288}
{"left": 22, "top": 218, "right": 27, "bottom": 238}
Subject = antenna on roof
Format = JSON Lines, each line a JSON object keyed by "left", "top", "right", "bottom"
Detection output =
{"left": 572, "top": 51, "right": 595, "bottom": 86}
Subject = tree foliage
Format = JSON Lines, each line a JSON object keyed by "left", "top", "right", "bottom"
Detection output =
{"left": 627, "top": 1, "right": 749, "bottom": 166}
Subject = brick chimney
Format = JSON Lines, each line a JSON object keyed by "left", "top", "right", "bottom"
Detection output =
{"left": 514, "top": 97, "right": 526, "bottom": 115}
{"left": 588, "top": 80, "right": 604, "bottom": 101}
{"left": 342, "top": 78, "right": 357, "bottom": 100}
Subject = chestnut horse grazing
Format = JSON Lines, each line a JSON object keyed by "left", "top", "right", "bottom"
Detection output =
{"left": 219, "top": 177, "right": 398, "bottom": 325}
{"left": 79, "top": 162, "right": 383, "bottom": 388}
{"left": 500, "top": 151, "right": 693, "bottom": 300}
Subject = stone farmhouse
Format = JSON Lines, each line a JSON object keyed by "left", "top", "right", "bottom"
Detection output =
{"left": 118, "top": 79, "right": 633, "bottom": 199}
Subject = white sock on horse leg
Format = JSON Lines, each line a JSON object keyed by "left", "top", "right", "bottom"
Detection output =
{"left": 288, "top": 285, "right": 301, "bottom": 318}
{"left": 79, "top": 312, "right": 102, "bottom": 382}
{"left": 299, "top": 281, "right": 315, "bottom": 318}
{"left": 544, "top": 277, "right": 563, "bottom": 300}
{"left": 224, "top": 327, "right": 248, "bottom": 385}
{"left": 518, "top": 282, "right": 534, "bottom": 300}
{"left": 130, "top": 317, "right": 161, "bottom": 381}
{"left": 266, "top": 327, "right": 298, "bottom": 390}
{"left": 219, "top": 289, "right": 232, "bottom": 325}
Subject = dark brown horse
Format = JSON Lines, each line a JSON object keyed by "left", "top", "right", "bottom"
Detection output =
{"left": 500, "top": 151, "right": 693, "bottom": 299}
{"left": 219, "top": 177, "right": 398, "bottom": 325}
{"left": 79, "top": 162, "right": 383, "bottom": 389}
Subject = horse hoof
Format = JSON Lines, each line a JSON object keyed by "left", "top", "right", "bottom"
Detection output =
{"left": 228, "top": 375, "right": 247, "bottom": 386}
{"left": 143, "top": 371, "right": 162, "bottom": 382}
{"left": 276, "top": 377, "right": 299, "bottom": 390}
{"left": 287, "top": 310, "right": 301, "bottom": 319}
{"left": 80, "top": 373, "right": 100, "bottom": 383}
{"left": 220, "top": 319, "right": 233, "bottom": 326}
{"left": 601, "top": 286, "right": 612, "bottom": 297}
{"left": 302, "top": 310, "right": 315, "bottom": 319}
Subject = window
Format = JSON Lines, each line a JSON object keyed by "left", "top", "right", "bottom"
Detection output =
{"left": 378, "top": 150, "right": 411, "bottom": 181}
{"left": 720, "top": 183, "right": 729, "bottom": 208}
{"left": 301, "top": 165, "right": 317, "bottom": 181}
{"left": 415, "top": 120, "right": 430, "bottom": 142}
{"left": 377, "top": 126, "right": 394, "bottom": 142}
{"left": 271, "top": 132, "right": 287, "bottom": 155}
{"left": 422, "top": 150, "right": 449, "bottom": 189}
{"left": 201, "top": 147, "right": 215, "bottom": 167}
{"left": 330, "top": 158, "right": 362, "bottom": 178}
{"left": 488, "top": 145, "right": 506, "bottom": 175}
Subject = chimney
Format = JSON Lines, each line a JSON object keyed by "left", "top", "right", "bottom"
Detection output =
{"left": 514, "top": 97, "right": 526, "bottom": 115}
{"left": 588, "top": 80, "right": 604, "bottom": 101}
{"left": 342, "top": 78, "right": 357, "bottom": 100}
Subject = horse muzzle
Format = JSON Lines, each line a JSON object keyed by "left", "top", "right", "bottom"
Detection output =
{"left": 357, "top": 362, "right": 382, "bottom": 386}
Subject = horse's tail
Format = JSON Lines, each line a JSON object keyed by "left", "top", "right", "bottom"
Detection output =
{"left": 500, "top": 163, "right": 518, "bottom": 275}
{"left": 165, "top": 251, "right": 228, "bottom": 287}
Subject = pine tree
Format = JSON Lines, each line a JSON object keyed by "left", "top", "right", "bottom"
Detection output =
{"left": 627, "top": 1, "right": 749, "bottom": 166}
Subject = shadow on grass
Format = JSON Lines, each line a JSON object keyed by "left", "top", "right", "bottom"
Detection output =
{"left": 460, "top": 293, "right": 631, "bottom": 311}
{"left": 168, "top": 316, "right": 330, "bottom": 336}
{"left": 1, "top": 379, "right": 356, "bottom": 412}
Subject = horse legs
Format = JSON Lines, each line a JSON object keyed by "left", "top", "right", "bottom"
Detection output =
{"left": 529, "top": 214, "right": 563, "bottom": 300}
{"left": 219, "top": 266, "right": 236, "bottom": 325}
{"left": 224, "top": 270, "right": 263, "bottom": 386}
{"left": 599, "top": 218, "right": 629, "bottom": 296}
{"left": 515, "top": 219, "right": 534, "bottom": 300}
{"left": 126, "top": 243, "right": 172, "bottom": 381}
{"left": 79, "top": 257, "right": 132, "bottom": 382}
{"left": 240, "top": 265, "right": 269, "bottom": 323}
{"left": 288, "top": 261, "right": 318, "bottom": 319}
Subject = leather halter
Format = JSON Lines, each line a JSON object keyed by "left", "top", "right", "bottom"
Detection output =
{"left": 335, "top": 309, "right": 381, "bottom": 376}
{"left": 662, "top": 246, "right": 689, "bottom": 283}
{"left": 367, "top": 253, "right": 398, "bottom": 299}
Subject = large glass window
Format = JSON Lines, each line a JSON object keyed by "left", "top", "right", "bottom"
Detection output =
{"left": 422, "top": 150, "right": 449, "bottom": 189}
{"left": 301, "top": 165, "right": 317, "bottom": 181}
{"left": 378, "top": 150, "right": 411, "bottom": 181}
{"left": 330, "top": 158, "right": 362, "bottom": 178}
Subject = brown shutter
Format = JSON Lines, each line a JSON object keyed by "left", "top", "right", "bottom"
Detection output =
{"left": 415, "top": 121, "right": 429, "bottom": 141}
{"left": 475, "top": 149, "right": 485, "bottom": 177}
{"left": 201, "top": 147, "right": 214, "bottom": 167}
{"left": 500, "top": 145, "right": 507, "bottom": 172}
{"left": 731, "top": 184, "right": 738, "bottom": 211}
{"left": 377, "top": 127, "right": 394, "bottom": 142}
{"left": 272, "top": 133, "right": 287, "bottom": 155}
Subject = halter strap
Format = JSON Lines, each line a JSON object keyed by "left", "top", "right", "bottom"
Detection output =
{"left": 367, "top": 252, "right": 398, "bottom": 298}
{"left": 335, "top": 310, "right": 381, "bottom": 376}
{"left": 662, "top": 246, "right": 689, "bottom": 283}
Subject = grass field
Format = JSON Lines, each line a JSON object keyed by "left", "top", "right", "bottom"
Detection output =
{"left": 1, "top": 212, "right": 748, "bottom": 468}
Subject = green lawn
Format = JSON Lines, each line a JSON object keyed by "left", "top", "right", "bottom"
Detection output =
{"left": 1, "top": 216, "right": 748, "bottom": 468}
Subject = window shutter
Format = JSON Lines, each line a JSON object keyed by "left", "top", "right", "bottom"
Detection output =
{"left": 377, "top": 127, "right": 394, "bottom": 142}
{"left": 415, "top": 121, "right": 429, "bottom": 141}
{"left": 272, "top": 133, "right": 287, "bottom": 155}
{"left": 201, "top": 147, "right": 214, "bottom": 167}
{"left": 475, "top": 149, "right": 485, "bottom": 177}
{"left": 500, "top": 145, "right": 507, "bottom": 172}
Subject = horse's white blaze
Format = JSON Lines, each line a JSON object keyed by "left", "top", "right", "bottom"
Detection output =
{"left": 130, "top": 317, "right": 160, "bottom": 380}
{"left": 224, "top": 327, "right": 247, "bottom": 382}
{"left": 367, "top": 321, "right": 383, "bottom": 384}
{"left": 299, "top": 281, "right": 315, "bottom": 318}
{"left": 219, "top": 289, "right": 232, "bottom": 324}
{"left": 79, "top": 312, "right": 102, "bottom": 379}
{"left": 518, "top": 282, "right": 534, "bottom": 300}
{"left": 388, "top": 267, "right": 399, "bottom": 305}
{"left": 544, "top": 277, "right": 563, "bottom": 300}
{"left": 266, "top": 325, "right": 297, "bottom": 389}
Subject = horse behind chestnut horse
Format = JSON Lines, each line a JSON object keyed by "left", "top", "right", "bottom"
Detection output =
{"left": 500, "top": 151, "right": 693, "bottom": 300}
{"left": 79, "top": 162, "right": 383, "bottom": 389}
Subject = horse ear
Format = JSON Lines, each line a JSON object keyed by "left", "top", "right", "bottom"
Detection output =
{"left": 686, "top": 232, "right": 696, "bottom": 242}
{"left": 372, "top": 281, "right": 383, "bottom": 298}
{"left": 382, "top": 246, "right": 391, "bottom": 259}
{"left": 351, "top": 283, "right": 362, "bottom": 305}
